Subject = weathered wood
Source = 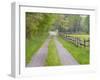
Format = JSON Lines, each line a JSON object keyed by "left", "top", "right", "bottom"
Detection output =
{"left": 59, "top": 33, "right": 89, "bottom": 47}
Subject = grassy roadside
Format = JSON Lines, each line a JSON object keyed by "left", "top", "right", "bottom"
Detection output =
{"left": 45, "top": 37, "right": 61, "bottom": 66}
{"left": 58, "top": 36, "right": 89, "bottom": 64}
{"left": 26, "top": 34, "right": 48, "bottom": 64}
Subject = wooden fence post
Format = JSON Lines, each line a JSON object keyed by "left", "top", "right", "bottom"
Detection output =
{"left": 76, "top": 37, "right": 78, "bottom": 47}
{"left": 84, "top": 40, "right": 86, "bottom": 47}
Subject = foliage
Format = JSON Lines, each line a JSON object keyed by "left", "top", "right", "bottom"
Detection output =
{"left": 81, "top": 16, "right": 89, "bottom": 33}
{"left": 26, "top": 12, "right": 57, "bottom": 39}
{"left": 26, "top": 12, "right": 89, "bottom": 38}
{"left": 56, "top": 14, "right": 89, "bottom": 34}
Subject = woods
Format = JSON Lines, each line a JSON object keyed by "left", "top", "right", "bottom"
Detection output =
{"left": 26, "top": 12, "right": 57, "bottom": 39}
{"left": 26, "top": 12, "right": 89, "bottom": 39}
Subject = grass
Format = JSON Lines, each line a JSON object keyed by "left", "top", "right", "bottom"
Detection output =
{"left": 58, "top": 36, "right": 89, "bottom": 64}
{"left": 26, "top": 34, "right": 48, "bottom": 64}
{"left": 45, "top": 37, "right": 61, "bottom": 66}
{"left": 66, "top": 34, "right": 89, "bottom": 40}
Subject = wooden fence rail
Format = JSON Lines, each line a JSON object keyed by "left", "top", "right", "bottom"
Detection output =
{"left": 59, "top": 33, "right": 89, "bottom": 47}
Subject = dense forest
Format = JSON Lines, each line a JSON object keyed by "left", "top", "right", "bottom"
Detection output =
{"left": 26, "top": 12, "right": 89, "bottom": 40}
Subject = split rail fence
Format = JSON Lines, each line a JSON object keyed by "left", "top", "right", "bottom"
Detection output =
{"left": 59, "top": 33, "right": 89, "bottom": 47}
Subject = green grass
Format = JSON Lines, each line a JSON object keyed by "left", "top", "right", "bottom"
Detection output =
{"left": 26, "top": 34, "right": 48, "bottom": 64}
{"left": 58, "top": 36, "right": 89, "bottom": 64}
{"left": 45, "top": 37, "right": 61, "bottom": 66}
{"left": 66, "top": 34, "right": 89, "bottom": 40}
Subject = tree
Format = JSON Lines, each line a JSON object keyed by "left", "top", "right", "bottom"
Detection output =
{"left": 56, "top": 14, "right": 81, "bottom": 33}
{"left": 83, "top": 16, "right": 89, "bottom": 34}
{"left": 26, "top": 12, "right": 57, "bottom": 39}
